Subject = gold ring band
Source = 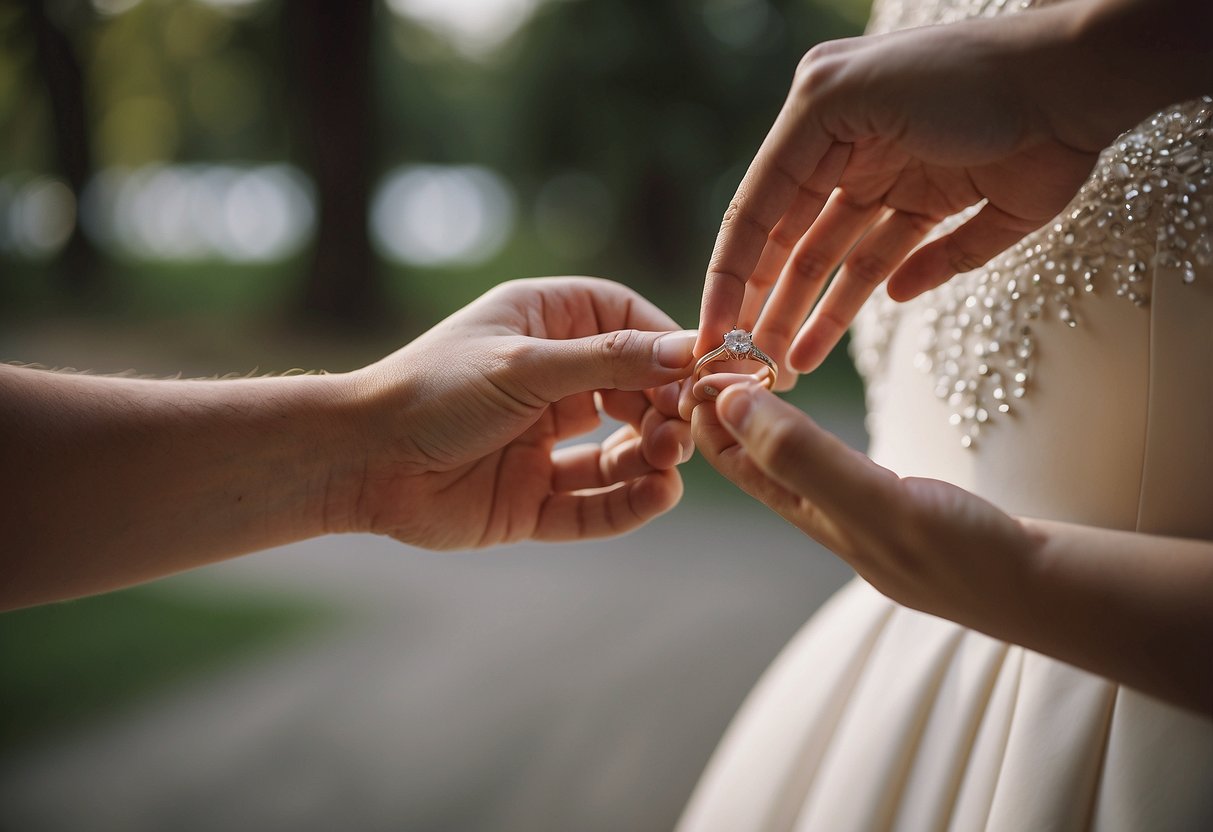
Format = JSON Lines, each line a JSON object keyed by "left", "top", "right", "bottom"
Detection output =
{"left": 694, "top": 328, "right": 778, "bottom": 389}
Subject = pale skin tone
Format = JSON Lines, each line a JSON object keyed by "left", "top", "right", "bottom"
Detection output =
{"left": 688, "top": 0, "right": 1213, "bottom": 715}
{"left": 4, "top": 0, "right": 1210, "bottom": 725}
{"left": 0, "top": 277, "right": 699, "bottom": 611}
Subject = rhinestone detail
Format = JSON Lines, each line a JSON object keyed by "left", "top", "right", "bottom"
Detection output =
{"left": 851, "top": 0, "right": 1212, "bottom": 448}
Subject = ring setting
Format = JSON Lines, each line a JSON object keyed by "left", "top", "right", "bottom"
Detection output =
{"left": 694, "top": 327, "right": 778, "bottom": 389}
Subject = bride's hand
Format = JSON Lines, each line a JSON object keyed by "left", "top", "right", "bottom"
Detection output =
{"left": 695, "top": 0, "right": 1212, "bottom": 389}
{"left": 339, "top": 277, "right": 697, "bottom": 550}
{"left": 692, "top": 380, "right": 1043, "bottom": 626}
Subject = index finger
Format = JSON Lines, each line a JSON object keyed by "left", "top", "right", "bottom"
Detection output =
{"left": 696, "top": 111, "right": 841, "bottom": 356}
{"left": 497, "top": 276, "right": 682, "bottom": 339}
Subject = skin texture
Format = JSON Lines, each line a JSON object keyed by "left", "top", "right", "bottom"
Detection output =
{"left": 695, "top": 382, "right": 1213, "bottom": 716}
{"left": 0, "top": 277, "right": 697, "bottom": 611}
{"left": 343, "top": 277, "right": 697, "bottom": 549}
{"left": 684, "top": 0, "right": 1213, "bottom": 715}
{"left": 691, "top": 0, "right": 1213, "bottom": 393}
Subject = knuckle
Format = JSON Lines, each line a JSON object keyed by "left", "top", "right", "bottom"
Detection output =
{"left": 813, "top": 306, "right": 851, "bottom": 338}
{"left": 485, "top": 277, "right": 534, "bottom": 305}
{"left": 946, "top": 240, "right": 988, "bottom": 274}
{"left": 595, "top": 329, "right": 644, "bottom": 385}
{"left": 793, "top": 45, "right": 841, "bottom": 97}
{"left": 758, "top": 319, "right": 794, "bottom": 342}
{"left": 768, "top": 222, "right": 803, "bottom": 251}
{"left": 845, "top": 251, "right": 891, "bottom": 287}
{"left": 598, "top": 328, "right": 641, "bottom": 360}
{"left": 789, "top": 247, "right": 834, "bottom": 282}
{"left": 905, "top": 212, "right": 937, "bottom": 235}
{"left": 493, "top": 277, "right": 528, "bottom": 295}
{"left": 747, "top": 270, "right": 777, "bottom": 291}
{"left": 720, "top": 198, "right": 744, "bottom": 229}
{"left": 491, "top": 337, "right": 536, "bottom": 369}
{"left": 721, "top": 196, "right": 769, "bottom": 238}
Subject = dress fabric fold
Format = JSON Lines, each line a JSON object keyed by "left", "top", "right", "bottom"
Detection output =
{"left": 676, "top": 1, "right": 1213, "bottom": 828}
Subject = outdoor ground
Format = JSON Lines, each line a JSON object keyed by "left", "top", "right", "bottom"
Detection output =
{"left": 0, "top": 314, "right": 865, "bottom": 832}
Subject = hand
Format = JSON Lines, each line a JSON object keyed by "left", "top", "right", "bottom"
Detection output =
{"left": 341, "top": 277, "right": 698, "bottom": 550}
{"left": 695, "top": 0, "right": 1207, "bottom": 387}
{"left": 692, "top": 379, "right": 1043, "bottom": 627}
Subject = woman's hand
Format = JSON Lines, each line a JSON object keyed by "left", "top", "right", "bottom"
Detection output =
{"left": 691, "top": 379, "right": 1213, "bottom": 714}
{"left": 339, "top": 277, "right": 698, "bottom": 550}
{"left": 696, "top": 0, "right": 1213, "bottom": 387}
{"left": 692, "top": 380, "right": 1042, "bottom": 627}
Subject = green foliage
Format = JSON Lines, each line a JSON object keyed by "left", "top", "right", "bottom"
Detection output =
{"left": 2, "top": 0, "right": 870, "bottom": 322}
{"left": 0, "top": 585, "right": 332, "bottom": 750}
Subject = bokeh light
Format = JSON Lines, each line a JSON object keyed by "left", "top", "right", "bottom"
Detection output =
{"left": 0, "top": 176, "right": 77, "bottom": 260}
{"left": 702, "top": 0, "right": 781, "bottom": 51}
{"left": 79, "top": 164, "right": 314, "bottom": 263}
{"left": 385, "top": 0, "right": 548, "bottom": 59}
{"left": 371, "top": 165, "right": 515, "bottom": 267}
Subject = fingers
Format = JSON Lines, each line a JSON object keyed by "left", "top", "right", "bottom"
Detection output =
{"left": 752, "top": 190, "right": 881, "bottom": 381}
{"left": 713, "top": 383, "right": 900, "bottom": 522}
{"left": 522, "top": 328, "right": 698, "bottom": 402}
{"left": 647, "top": 381, "right": 682, "bottom": 419}
{"left": 546, "top": 401, "right": 690, "bottom": 542}
{"left": 693, "top": 371, "right": 766, "bottom": 402}
{"left": 598, "top": 386, "right": 691, "bottom": 467}
{"left": 789, "top": 208, "right": 935, "bottom": 372}
{"left": 533, "top": 468, "right": 683, "bottom": 542}
{"left": 556, "top": 388, "right": 690, "bottom": 480}
{"left": 597, "top": 388, "right": 649, "bottom": 429}
{"left": 548, "top": 391, "right": 601, "bottom": 441}
{"left": 551, "top": 426, "right": 653, "bottom": 492}
{"left": 495, "top": 276, "right": 682, "bottom": 338}
{"left": 734, "top": 144, "right": 852, "bottom": 331}
{"left": 695, "top": 123, "right": 845, "bottom": 357}
{"left": 886, "top": 203, "right": 1038, "bottom": 301}
{"left": 677, "top": 376, "right": 697, "bottom": 423}
{"left": 642, "top": 405, "right": 693, "bottom": 468}
{"left": 690, "top": 396, "right": 847, "bottom": 551}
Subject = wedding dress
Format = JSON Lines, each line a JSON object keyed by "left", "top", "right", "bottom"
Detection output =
{"left": 677, "top": 1, "right": 1213, "bottom": 829}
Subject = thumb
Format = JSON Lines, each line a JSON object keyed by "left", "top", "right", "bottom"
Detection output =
{"left": 715, "top": 382, "right": 895, "bottom": 517}
{"left": 522, "top": 329, "right": 698, "bottom": 401}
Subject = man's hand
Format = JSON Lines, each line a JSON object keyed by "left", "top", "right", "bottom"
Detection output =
{"left": 342, "top": 277, "right": 697, "bottom": 549}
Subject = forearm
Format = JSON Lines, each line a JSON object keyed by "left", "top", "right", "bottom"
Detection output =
{"left": 1029, "top": 0, "right": 1213, "bottom": 150}
{"left": 1005, "top": 518, "right": 1213, "bottom": 715}
{"left": 0, "top": 365, "right": 365, "bottom": 611}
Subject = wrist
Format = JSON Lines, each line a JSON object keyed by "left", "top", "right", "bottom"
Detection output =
{"left": 956, "top": 514, "right": 1054, "bottom": 648}
{"left": 297, "top": 369, "right": 387, "bottom": 536}
{"left": 1035, "top": 0, "right": 1213, "bottom": 150}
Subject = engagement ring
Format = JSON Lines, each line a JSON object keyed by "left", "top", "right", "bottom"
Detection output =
{"left": 694, "top": 328, "right": 778, "bottom": 389}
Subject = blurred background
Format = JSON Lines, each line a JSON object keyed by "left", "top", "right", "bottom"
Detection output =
{"left": 0, "top": 0, "right": 869, "bottom": 829}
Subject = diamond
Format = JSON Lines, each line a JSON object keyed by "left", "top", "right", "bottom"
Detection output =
{"left": 723, "top": 328, "right": 753, "bottom": 355}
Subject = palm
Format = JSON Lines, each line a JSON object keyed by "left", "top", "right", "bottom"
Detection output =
{"left": 349, "top": 277, "right": 692, "bottom": 550}
{"left": 698, "top": 13, "right": 1109, "bottom": 372}
{"left": 376, "top": 401, "right": 573, "bottom": 550}
{"left": 842, "top": 135, "right": 1099, "bottom": 232}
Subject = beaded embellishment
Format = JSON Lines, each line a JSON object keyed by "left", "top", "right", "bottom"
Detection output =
{"left": 850, "top": 0, "right": 1212, "bottom": 447}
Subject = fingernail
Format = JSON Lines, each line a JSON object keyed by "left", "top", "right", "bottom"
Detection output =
{"left": 718, "top": 384, "right": 757, "bottom": 431}
{"left": 655, "top": 330, "right": 698, "bottom": 369}
{"left": 702, "top": 385, "right": 718, "bottom": 398}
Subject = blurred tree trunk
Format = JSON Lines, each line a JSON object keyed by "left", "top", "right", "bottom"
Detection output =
{"left": 284, "top": 0, "right": 381, "bottom": 325}
{"left": 636, "top": 168, "right": 684, "bottom": 277}
{"left": 25, "top": 0, "right": 99, "bottom": 295}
